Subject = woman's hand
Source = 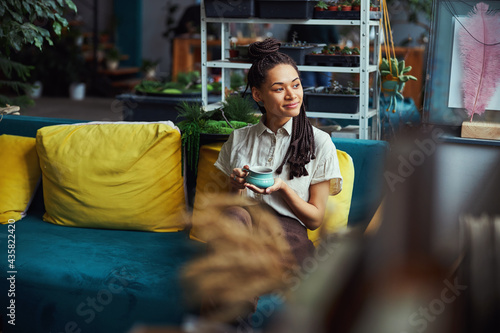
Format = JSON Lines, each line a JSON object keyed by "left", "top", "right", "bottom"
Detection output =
{"left": 245, "top": 177, "right": 285, "bottom": 195}
{"left": 229, "top": 165, "right": 250, "bottom": 192}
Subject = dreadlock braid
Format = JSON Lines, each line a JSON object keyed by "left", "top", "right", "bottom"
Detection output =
{"left": 246, "top": 38, "right": 316, "bottom": 180}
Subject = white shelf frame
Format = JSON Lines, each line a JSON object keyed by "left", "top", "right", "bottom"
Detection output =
{"left": 200, "top": 0, "right": 381, "bottom": 140}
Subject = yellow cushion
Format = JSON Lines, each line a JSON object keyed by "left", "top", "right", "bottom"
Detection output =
{"left": 0, "top": 135, "right": 41, "bottom": 223}
{"left": 190, "top": 142, "right": 231, "bottom": 241}
{"left": 36, "top": 122, "right": 186, "bottom": 232}
{"left": 307, "top": 150, "right": 354, "bottom": 246}
{"left": 190, "top": 143, "right": 354, "bottom": 244}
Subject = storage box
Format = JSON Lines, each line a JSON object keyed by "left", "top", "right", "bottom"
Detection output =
{"left": 305, "top": 54, "right": 360, "bottom": 67}
{"left": 305, "top": 87, "right": 359, "bottom": 113}
{"left": 256, "top": 0, "right": 316, "bottom": 19}
{"left": 205, "top": 0, "right": 255, "bottom": 18}
{"left": 313, "top": 10, "right": 382, "bottom": 19}
{"left": 280, "top": 44, "right": 323, "bottom": 65}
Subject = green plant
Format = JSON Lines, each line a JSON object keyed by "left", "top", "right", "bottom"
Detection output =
{"left": 176, "top": 102, "right": 204, "bottom": 173}
{"left": 175, "top": 94, "right": 260, "bottom": 173}
{"left": 327, "top": 80, "right": 357, "bottom": 95}
{"left": 379, "top": 58, "right": 417, "bottom": 83}
{"left": 141, "top": 58, "right": 160, "bottom": 71}
{"left": 220, "top": 94, "right": 260, "bottom": 124}
{"left": 230, "top": 72, "right": 245, "bottom": 91}
{"left": 0, "top": 0, "right": 77, "bottom": 107}
{"left": 106, "top": 47, "right": 121, "bottom": 61}
{"left": 315, "top": 0, "right": 329, "bottom": 10}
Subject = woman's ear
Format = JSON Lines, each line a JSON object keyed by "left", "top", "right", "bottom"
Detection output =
{"left": 251, "top": 87, "right": 261, "bottom": 104}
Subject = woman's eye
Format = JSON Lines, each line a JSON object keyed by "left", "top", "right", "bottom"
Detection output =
{"left": 294, "top": 83, "right": 301, "bottom": 88}
{"left": 274, "top": 87, "right": 283, "bottom": 92}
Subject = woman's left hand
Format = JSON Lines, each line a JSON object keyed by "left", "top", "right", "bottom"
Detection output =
{"left": 245, "top": 178, "right": 285, "bottom": 195}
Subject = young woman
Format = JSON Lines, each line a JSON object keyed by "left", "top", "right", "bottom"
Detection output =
{"left": 215, "top": 38, "right": 342, "bottom": 265}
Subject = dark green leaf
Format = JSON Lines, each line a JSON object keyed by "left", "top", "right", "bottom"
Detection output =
{"left": 7, "top": 7, "right": 23, "bottom": 23}
{"left": 65, "top": 0, "right": 78, "bottom": 13}
{"left": 52, "top": 21, "right": 61, "bottom": 35}
{"left": 22, "top": 1, "right": 32, "bottom": 14}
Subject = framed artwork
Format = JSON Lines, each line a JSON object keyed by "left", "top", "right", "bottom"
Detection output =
{"left": 423, "top": 0, "right": 500, "bottom": 126}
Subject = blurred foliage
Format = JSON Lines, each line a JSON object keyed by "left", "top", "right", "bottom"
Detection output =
{"left": 0, "top": 0, "right": 77, "bottom": 106}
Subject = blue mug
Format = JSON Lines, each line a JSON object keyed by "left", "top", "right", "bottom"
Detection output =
{"left": 243, "top": 166, "right": 274, "bottom": 189}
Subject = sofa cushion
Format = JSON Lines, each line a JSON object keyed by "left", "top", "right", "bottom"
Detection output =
{"left": 307, "top": 149, "right": 354, "bottom": 245}
{"left": 0, "top": 134, "right": 41, "bottom": 223}
{"left": 190, "top": 142, "right": 353, "bottom": 244}
{"left": 35, "top": 121, "right": 186, "bottom": 232}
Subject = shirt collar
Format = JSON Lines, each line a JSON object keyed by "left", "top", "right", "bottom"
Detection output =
{"left": 257, "top": 115, "right": 293, "bottom": 136}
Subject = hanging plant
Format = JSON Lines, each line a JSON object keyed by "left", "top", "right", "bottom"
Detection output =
{"left": 379, "top": 58, "right": 417, "bottom": 112}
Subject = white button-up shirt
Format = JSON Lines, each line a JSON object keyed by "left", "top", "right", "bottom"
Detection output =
{"left": 215, "top": 117, "right": 342, "bottom": 225}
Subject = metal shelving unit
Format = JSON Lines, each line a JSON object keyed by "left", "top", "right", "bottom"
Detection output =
{"left": 200, "top": 0, "right": 381, "bottom": 140}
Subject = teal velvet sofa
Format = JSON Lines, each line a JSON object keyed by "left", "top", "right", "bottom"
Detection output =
{"left": 0, "top": 115, "right": 388, "bottom": 333}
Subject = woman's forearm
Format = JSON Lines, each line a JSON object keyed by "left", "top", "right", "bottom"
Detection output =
{"left": 278, "top": 181, "right": 330, "bottom": 230}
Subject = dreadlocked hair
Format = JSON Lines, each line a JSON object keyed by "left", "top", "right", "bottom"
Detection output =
{"left": 246, "top": 37, "right": 316, "bottom": 180}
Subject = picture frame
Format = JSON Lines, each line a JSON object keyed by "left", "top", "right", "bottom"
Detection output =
{"left": 423, "top": 0, "right": 500, "bottom": 127}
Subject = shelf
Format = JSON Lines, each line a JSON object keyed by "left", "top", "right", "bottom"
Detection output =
{"left": 204, "top": 18, "right": 380, "bottom": 27}
{"left": 206, "top": 60, "right": 378, "bottom": 73}
{"left": 306, "top": 108, "right": 377, "bottom": 119}
{"left": 200, "top": 0, "right": 381, "bottom": 140}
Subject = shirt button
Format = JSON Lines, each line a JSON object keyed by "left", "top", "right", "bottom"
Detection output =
{"left": 268, "top": 158, "right": 272, "bottom": 162}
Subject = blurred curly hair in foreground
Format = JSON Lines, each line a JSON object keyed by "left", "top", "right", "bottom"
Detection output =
{"left": 181, "top": 195, "right": 297, "bottom": 323}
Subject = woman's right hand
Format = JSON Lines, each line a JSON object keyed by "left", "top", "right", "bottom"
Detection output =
{"left": 230, "top": 165, "right": 250, "bottom": 191}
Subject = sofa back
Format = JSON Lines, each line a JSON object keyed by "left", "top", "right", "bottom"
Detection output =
{"left": 1, "top": 115, "right": 389, "bottom": 227}
{"left": 332, "top": 137, "right": 388, "bottom": 227}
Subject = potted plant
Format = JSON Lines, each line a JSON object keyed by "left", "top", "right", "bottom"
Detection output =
{"left": 370, "top": 0, "right": 380, "bottom": 11}
{"left": 141, "top": 58, "right": 160, "bottom": 79}
{"left": 175, "top": 93, "right": 259, "bottom": 173}
{"left": 315, "top": 0, "right": 329, "bottom": 11}
{"left": 328, "top": 1, "right": 340, "bottom": 10}
{"left": 280, "top": 32, "right": 323, "bottom": 65}
{"left": 305, "top": 80, "right": 359, "bottom": 113}
{"left": 379, "top": 57, "right": 417, "bottom": 112}
{"left": 341, "top": 0, "right": 352, "bottom": 11}
{"left": 105, "top": 47, "right": 121, "bottom": 70}
{"left": 352, "top": 0, "right": 361, "bottom": 11}
{"left": 305, "top": 45, "right": 360, "bottom": 67}
{"left": 229, "top": 39, "right": 240, "bottom": 58}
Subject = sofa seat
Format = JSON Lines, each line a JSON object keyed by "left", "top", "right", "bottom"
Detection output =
{"left": 0, "top": 213, "right": 203, "bottom": 333}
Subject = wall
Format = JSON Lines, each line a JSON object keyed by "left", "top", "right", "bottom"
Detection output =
{"left": 142, "top": 0, "right": 196, "bottom": 78}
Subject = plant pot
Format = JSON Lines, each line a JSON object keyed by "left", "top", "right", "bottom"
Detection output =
{"left": 205, "top": 0, "right": 255, "bottom": 18}
{"left": 256, "top": 0, "right": 316, "bottom": 19}
{"left": 145, "top": 68, "right": 157, "bottom": 79}
{"left": 313, "top": 9, "right": 382, "bottom": 19}
{"left": 106, "top": 60, "right": 119, "bottom": 70}
{"left": 305, "top": 87, "right": 359, "bottom": 113}
{"left": 352, "top": 5, "right": 360, "bottom": 11}
{"left": 229, "top": 49, "right": 240, "bottom": 58}
{"left": 280, "top": 44, "right": 323, "bottom": 65}
{"left": 328, "top": 5, "right": 339, "bottom": 11}
{"left": 305, "top": 54, "right": 360, "bottom": 67}
{"left": 28, "top": 81, "right": 43, "bottom": 99}
{"left": 341, "top": 5, "right": 352, "bottom": 11}
{"left": 69, "top": 83, "right": 86, "bottom": 100}
{"left": 315, "top": 7, "right": 325, "bottom": 11}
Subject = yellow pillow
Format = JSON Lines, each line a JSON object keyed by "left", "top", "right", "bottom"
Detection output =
{"left": 307, "top": 150, "right": 354, "bottom": 246}
{"left": 36, "top": 122, "right": 186, "bottom": 232}
{"left": 0, "top": 135, "right": 41, "bottom": 223}
{"left": 190, "top": 143, "right": 354, "bottom": 245}
{"left": 190, "top": 142, "right": 231, "bottom": 241}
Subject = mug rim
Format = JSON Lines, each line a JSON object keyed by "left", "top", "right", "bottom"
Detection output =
{"left": 247, "top": 166, "right": 273, "bottom": 174}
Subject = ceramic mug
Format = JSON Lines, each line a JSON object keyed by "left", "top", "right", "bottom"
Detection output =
{"left": 243, "top": 166, "right": 274, "bottom": 189}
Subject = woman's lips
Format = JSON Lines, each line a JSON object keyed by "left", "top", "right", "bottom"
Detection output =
{"left": 284, "top": 102, "right": 299, "bottom": 108}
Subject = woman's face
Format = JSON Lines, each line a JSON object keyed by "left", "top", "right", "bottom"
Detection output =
{"left": 252, "top": 64, "right": 303, "bottom": 131}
